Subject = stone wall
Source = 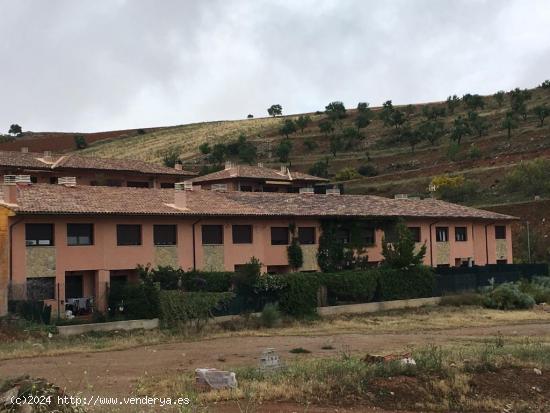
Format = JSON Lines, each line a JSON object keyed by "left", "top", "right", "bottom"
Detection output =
{"left": 202, "top": 245, "right": 224, "bottom": 271}
{"left": 436, "top": 242, "right": 450, "bottom": 266}
{"left": 300, "top": 244, "right": 318, "bottom": 271}
{"left": 26, "top": 247, "right": 56, "bottom": 277}
{"left": 154, "top": 246, "right": 178, "bottom": 267}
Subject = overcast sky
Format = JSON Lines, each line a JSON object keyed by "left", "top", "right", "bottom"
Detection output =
{"left": 1, "top": 0, "right": 549, "bottom": 133}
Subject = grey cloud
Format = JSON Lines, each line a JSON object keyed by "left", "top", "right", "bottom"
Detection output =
{"left": 0, "top": 0, "right": 549, "bottom": 132}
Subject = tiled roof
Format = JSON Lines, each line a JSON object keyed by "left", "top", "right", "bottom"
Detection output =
{"left": 191, "top": 164, "right": 328, "bottom": 183}
{"left": 1, "top": 184, "right": 517, "bottom": 221}
{"left": 0, "top": 151, "right": 195, "bottom": 177}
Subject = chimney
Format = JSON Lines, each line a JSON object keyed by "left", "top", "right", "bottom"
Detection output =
{"left": 58, "top": 177, "right": 77, "bottom": 187}
{"left": 280, "top": 165, "right": 288, "bottom": 174}
{"left": 174, "top": 181, "right": 193, "bottom": 209}
{"left": 20, "top": 147, "right": 29, "bottom": 153}
{"left": 224, "top": 160, "right": 234, "bottom": 170}
{"left": 257, "top": 162, "right": 263, "bottom": 168}
{"left": 2, "top": 175, "right": 31, "bottom": 204}
{"left": 174, "top": 163, "right": 183, "bottom": 171}
{"left": 43, "top": 151, "right": 53, "bottom": 163}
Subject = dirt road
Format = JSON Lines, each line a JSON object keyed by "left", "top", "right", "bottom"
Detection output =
{"left": 1, "top": 321, "right": 549, "bottom": 400}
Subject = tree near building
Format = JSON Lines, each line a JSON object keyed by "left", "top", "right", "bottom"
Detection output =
{"left": 199, "top": 142, "right": 211, "bottom": 154}
{"left": 381, "top": 221, "right": 427, "bottom": 270}
{"left": 209, "top": 143, "right": 227, "bottom": 164}
{"left": 533, "top": 105, "right": 549, "bottom": 127}
{"left": 450, "top": 115, "right": 472, "bottom": 145}
{"left": 275, "top": 138, "right": 293, "bottom": 163}
{"left": 74, "top": 135, "right": 87, "bottom": 150}
{"left": 308, "top": 157, "right": 329, "bottom": 178}
{"left": 295, "top": 115, "right": 311, "bottom": 133}
{"left": 502, "top": 111, "right": 519, "bottom": 139}
{"left": 159, "top": 146, "right": 181, "bottom": 167}
{"left": 267, "top": 104, "right": 283, "bottom": 117}
{"left": 8, "top": 124, "right": 22, "bottom": 136}
{"left": 279, "top": 119, "right": 297, "bottom": 138}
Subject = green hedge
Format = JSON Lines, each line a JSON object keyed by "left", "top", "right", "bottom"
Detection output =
{"left": 322, "top": 270, "right": 379, "bottom": 302}
{"left": 278, "top": 273, "right": 321, "bottom": 318}
{"left": 377, "top": 265, "right": 435, "bottom": 301}
{"left": 182, "top": 271, "right": 233, "bottom": 292}
{"left": 108, "top": 283, "right": 160, "bottom": 319}
{"left": 159, "top": 291, "right": 234, "bottom": 330}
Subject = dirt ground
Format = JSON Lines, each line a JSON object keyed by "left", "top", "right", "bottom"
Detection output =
{"left": 1, "top": 322, "right": 549, "bottom": 405}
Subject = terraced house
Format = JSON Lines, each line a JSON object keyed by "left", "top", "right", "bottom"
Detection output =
{"left": 0, "top": 149, "right": 196, "bottom": 188}
{"left": 0, "top": 175, "right": 516, "bottom": 317}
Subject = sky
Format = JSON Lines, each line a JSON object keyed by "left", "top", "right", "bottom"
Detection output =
{"left": 1, "top": 0, "right": 549, "bottom": 133}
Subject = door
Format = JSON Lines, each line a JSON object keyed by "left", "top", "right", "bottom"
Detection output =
{"left": 65, "top": 274, "right": 83, "bottom": 299}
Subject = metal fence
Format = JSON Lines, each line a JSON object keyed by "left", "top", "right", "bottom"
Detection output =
{"left": 434, "top": 263, "right": 549, "bottom": 294}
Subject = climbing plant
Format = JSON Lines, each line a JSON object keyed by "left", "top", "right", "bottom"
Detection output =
{"left": 287, "top": 223, "right": 304, "bottom": 270}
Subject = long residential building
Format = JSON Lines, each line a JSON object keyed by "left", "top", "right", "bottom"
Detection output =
{"left": 0, "top": 178, "right": 516, "bottom": 316}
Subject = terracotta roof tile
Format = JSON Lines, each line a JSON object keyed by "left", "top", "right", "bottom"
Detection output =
{"left": 1, "top": 184, "right": 517, "bottom": 221}
{"left": 0, "top": 150, "right": 196, "bottom": 177}
{"left": 191, "top": 164, "right": 328, "bottom": 184}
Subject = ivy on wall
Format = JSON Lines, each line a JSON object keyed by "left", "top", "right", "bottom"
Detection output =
{"left": 287, "top": 223, "right": 304, "bottom": 270}
{"left": 316, "top": 218, "right": 397, "bottom": 272}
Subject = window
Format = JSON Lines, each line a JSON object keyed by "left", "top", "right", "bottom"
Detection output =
{"left": 67, "top": 224, "right": 93, "bottom": 246}
{"left": 239, "top": 185, "right": 253, "bottom": 192}
{"left": 106, "top": 180, "right": 122, "bottom": 187}
{"left": 116, "top": 224, "right": 142, "bottom": 246}
{"left": 436, "top": 227, "right": 449, "bottom": 242}
{"left": 495, "top": 226, "right": 506, "bottom": 239}
{"left": 26, "top": 277, "right": 55, "bottom": 300}
{"left": 30, "top": 176, "right": 38, "bottom": 183}
{"left": 298, "top": 227, "right": 316, "bottom": 244}
{"left": 271, "top": 227, "right": 289, "bottom": 245}
{"left": 408, "top": 227, "right": 421, "bottom": 243}
{"left": 362, "top": 227, "right": 376, "bottom": 246}
{"left": 25, "top": 224, "right": 54, "bottom": 246}
{"left": 202, "top": 225, "right": 223, "bottom": 245}
{"left": 160, "top": 182, "right": 175, "bottom": 189}
{"left": 154, "top": 225, "right": 177, "bottom": 245}
{"left": 336, "top": 228, "right": 351, "bottom": 244}
{"left": 232, "top": 225, "right": 253, "bottom": 244}
{"left": 127, "top": 181, "right": 150, "bottom": 188}
{"left": 455, "top": 227, "right": 467, "bottom": 242}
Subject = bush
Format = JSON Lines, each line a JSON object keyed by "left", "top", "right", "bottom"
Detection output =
{"left": 378, "top": 266, "right": 435, "bottom": 301}
{"left": 482, "top": 283, "right": 535, "bottom": 310}
{"left": 159, "top": 291, "right": 234, "bottom": 331}
{"left": 259, "top": 303, "right": 282, "bottom": 328}
{"left": 468, "top": 145, "right": 482, "bottom": 160}
{"left": 182, "top": 271, "right": 233, "bottom": 292}
{"left": 518, "top": 278, "right": 550, "bottom": 304}
{"left": 9, "top": 300, "right": 52, "bottom": 324}
{"left": 108, "top": 283, "right": 160, "bottom": 320}
{"left": 334, "top": 167, "right": 360, "bottom": 182}
{"left": 323, "top": 270, "right": 379, "bottom": 303}
{"left": 278, "top": 273, "right": 320, "bottom": 318}
{"left": 357, "top": 164, "right": 378, "bottom": 177}
{"left": 503, "top": 158, "right": 550, "bottom": 197}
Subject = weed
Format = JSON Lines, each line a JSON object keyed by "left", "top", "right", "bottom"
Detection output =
{"left": 289, "top": 347, "right": 311, "bottom": 354}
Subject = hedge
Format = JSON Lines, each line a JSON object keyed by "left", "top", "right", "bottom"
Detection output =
{"left": 182, "top": 271, "right": 233, "bottom": 292}
{"left": 377, "top": 265, "right": 435, "bottom": 301}
{"left": 322, "top": 270, "right": 379, "bottom": 302}
{"left": 159, "top": 291, "right": 234, "bottom": 330}
{"left": 278, "top": 273, "right": 321, "bottom": 318}
{"left": 108, "top": 283, "right": 160, "bottom": 320}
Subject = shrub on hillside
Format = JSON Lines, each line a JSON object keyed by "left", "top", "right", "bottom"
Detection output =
{"left": 334, "top": 167, "right": 360, "bottom": 181}
{"left": 482, "top": 283, "right": 535, "bottom": 310}
{"left": 357, "top": 164, "right": 378, "bottom": 177}
{"left": 502, "top": 159, "right": 550, "bottom": 197}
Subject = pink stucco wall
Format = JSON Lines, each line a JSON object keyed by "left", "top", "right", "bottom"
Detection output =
{"left": 7, "top": 214, "right": 513, "bottom": 313}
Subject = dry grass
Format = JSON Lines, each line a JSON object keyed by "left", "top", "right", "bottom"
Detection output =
{"left": 2, "top": 305, "right": 550, "bottom": 361}
{"left": 135, "top": 337, "right": 550, "bottom": 411}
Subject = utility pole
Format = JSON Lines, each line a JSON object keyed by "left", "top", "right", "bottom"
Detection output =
{"left": 526, "top": 221, "right": 532, "bottom": 264}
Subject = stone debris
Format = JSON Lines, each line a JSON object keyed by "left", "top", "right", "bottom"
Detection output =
{"left": 195, "top": 368, "right": 237, "bottom": 390}
{"left": 534, "top": 368, "right": 542, "bottom": 376}
{"left": 259, "top": 348, "right": 283, "bottom": 371}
